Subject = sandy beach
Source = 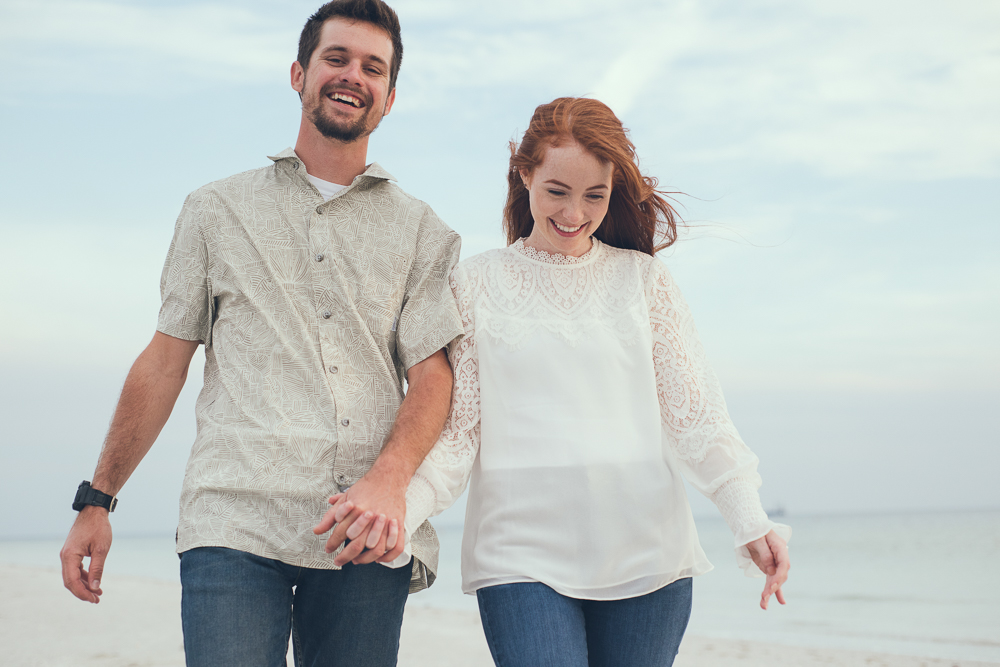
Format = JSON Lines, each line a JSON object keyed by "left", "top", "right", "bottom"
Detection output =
{"left": 2, "top": 564, "right": 995, "bottom": 667}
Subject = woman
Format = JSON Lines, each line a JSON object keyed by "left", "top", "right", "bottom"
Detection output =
{"left": 332, "top": 97, "right": 790, "bottom": 666}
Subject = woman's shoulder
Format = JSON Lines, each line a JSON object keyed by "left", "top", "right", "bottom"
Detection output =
{"left": 599, "top": 243, "right": 667, "bottom": 276}
{"left": 450, "top": 246, "right": 509, "bottom": 288}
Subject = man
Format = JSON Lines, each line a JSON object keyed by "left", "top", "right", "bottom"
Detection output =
{"left": 58, "top": 1, "right": 463, "bottom": 664}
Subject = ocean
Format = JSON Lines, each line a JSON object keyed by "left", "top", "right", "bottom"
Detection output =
{"left": 5, "top": 509, "right": 997, "bottom": 663}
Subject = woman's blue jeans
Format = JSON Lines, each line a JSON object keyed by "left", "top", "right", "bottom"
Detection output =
{"left": 180, "top": 546, "right": 411, "bottom": 667}
{"left": 476, "top": 578, "right": 693, "bottom": 667}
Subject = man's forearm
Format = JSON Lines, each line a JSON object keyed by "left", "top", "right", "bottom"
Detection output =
{"left": 368, "top": 348, "right": 453, "bottom": 483}
{"left": 92, "top": 332, "right": 197, "bottom": 494}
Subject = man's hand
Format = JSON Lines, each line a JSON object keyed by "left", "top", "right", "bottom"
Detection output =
{"left": 57, "top": 331, "right": 197, "bottom": 603}
{"left": 312, "top": 467, "right": 408, "bottom": 566}
{"left": 60, "top": 506, "right": 112, "bottom": 604}
{"left": 313, "top": 348, "right": 453, "bottom": 567}
{"left": 313, "top": 493, "right": 403, "bottom": 565}
{"left": 747, "top": 529, "right": 790, "bottom": 610}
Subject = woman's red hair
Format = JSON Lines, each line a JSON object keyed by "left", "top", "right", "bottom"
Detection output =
{"left": 503, "top": 97, "right": 680, "bottom": 256}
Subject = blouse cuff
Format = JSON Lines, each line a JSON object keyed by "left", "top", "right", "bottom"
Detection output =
{"left": 403, "top": 472, "right": 438, "bottom": 541}
{"left": 734, "top": 521, "right": 792, "bottom": 577}
{"left": 711, "top": 476, "right": 792, "bottom": 576}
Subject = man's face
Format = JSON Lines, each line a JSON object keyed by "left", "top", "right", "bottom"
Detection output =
{"left": 293, "top": 17, "right": 396, "bottom": 143}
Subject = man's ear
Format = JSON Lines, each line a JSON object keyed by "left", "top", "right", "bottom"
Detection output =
{"left": 382, "top": 86, "right": 396, "bottom": 117}
{"left": 291, "top": 61, "right": 305, "bottom": 95}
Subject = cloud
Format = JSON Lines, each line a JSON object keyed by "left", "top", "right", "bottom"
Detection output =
{"left": 398, "top": 0, "right": 1000, "bottom": 181}
{"left": 626, "top": 0, "right": 1000, "bottom": 181}
{"left": 0, "top": 1, "right": 296, "bottom": 94}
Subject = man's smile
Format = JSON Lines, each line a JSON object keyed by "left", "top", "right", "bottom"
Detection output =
{"left": 328, "top": 90, "right": 365, "bottom": 108}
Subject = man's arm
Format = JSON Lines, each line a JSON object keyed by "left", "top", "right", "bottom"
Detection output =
{"left": 313, "top": 348, "right": 453, "bottom": 565}
{"left": 60, "top": 332, "right": 199, "bottom": 603}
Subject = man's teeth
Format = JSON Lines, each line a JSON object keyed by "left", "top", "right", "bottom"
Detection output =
{"left": 553, "top": 221, "right": 583, "bottom": 233}
{"left": 331, "top": 93, "right": 362, "bottom": 107}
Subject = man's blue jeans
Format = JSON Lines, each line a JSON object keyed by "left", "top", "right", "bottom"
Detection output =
{"left": 180, "top": 547, "right": 411, "bottom": 667}
{"left": 476, "top": 578, "right": 693, "bottom": 667}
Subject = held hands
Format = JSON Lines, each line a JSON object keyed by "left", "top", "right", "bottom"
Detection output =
{"left": 59, "top": 506, "right": 112, "bottom": 604}
{"left": 312, "top": 471, "right": 407, "bottom": 566}
{"left": 747, "top": 530, "right": 790, "bottom": 610}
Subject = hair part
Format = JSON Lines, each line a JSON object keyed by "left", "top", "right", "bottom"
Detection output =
{"left": 503, "top": 97, "right": 681, "bottom": 256}
{"left": 298, "top": 0, "right": 403, "bottom": 91}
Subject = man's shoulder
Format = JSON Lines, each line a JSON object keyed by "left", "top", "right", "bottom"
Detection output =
{"left": 374, "top": 180, "right": 459, "bottom": 240}
{"left": 185, "top": 163, "right": 279, "bottom": 202}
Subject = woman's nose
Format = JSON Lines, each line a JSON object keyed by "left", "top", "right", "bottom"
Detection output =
{"left": 562, "top": 200, "right": 585, "bottom": 224}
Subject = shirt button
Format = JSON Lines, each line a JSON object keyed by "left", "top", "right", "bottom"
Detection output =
{"left": 316, "top": 206, "right": 323, "bottom": 214}
{"left": 329, "top": 366, "right": 338, "bottom": 374}
{"left": 292, "top": 161, "right": 299, "bottom": 170}
{"left": 322, "top": 311, "right": 332, "bottom": 319}
{"left": 315, "top": 254, "right": 324, "bottom": 262}
{"left": 336, "top": 473, "right": 346, "bottom": 483}
{"left": 341, "top": 418, "right": 350, "bottom": 427}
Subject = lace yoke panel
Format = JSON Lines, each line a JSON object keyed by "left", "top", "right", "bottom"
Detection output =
{"left": 465, "top": 240, "right": 650, "bottom": 349}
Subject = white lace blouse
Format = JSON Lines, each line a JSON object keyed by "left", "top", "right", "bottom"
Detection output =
{"left": 401, "top": 238, "right": 790, "bottom": 599}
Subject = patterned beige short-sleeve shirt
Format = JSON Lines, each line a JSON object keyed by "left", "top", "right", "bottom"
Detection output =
{"left": 158, "top": 148, "right": 463, "bottom": 592}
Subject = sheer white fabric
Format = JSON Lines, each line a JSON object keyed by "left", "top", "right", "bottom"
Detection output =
{"left": 405, "top": 239, "right": 790, "bottom": 597}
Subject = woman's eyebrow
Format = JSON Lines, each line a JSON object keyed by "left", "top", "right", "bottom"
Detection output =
{"left": 542, "top": 179, "right": 608, "bottom": 191}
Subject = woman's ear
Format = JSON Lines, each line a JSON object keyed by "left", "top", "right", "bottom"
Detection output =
{"left": 518, "top": 168, "right": 530, "bottom": 190}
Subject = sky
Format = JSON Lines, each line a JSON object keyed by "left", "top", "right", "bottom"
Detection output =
{"left": 0, "top": 0, "right": 998, "bottom": 539}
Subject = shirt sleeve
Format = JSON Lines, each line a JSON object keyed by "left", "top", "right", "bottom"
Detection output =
{"left": 157, "top": 189, "right": 214, "bottom": 346}
{"left": 402, "top": 264, "right": 481, "bottom": 543}
{"left": 395, "top": 204, "right": 464, "bottom": 371}
{"left": 646, "top": 258, "right": 790, "bottom": 575}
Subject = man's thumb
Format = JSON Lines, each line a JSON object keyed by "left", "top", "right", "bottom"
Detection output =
{"left": 89, "top": 552, "right": 107, "bottom": 593}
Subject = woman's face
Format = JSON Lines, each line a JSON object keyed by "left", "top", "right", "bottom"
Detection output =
{"left": 521, "top": 141, "right": 613, "bottom": 258}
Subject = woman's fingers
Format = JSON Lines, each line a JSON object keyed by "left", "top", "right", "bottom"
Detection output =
{"left": 750, "top": 530, "right": 791, "bottom": 610}
{"left": 334, "top": 500, "right": 355, "bottom": 523}
{"left": 346, "top": 511, "right": 375, "bottom": 541}
{"left": 365, "top": 514, "right": 387, "bottom": 550}
{"left": 385, "top": 518, "right": 399, "bottom": 551}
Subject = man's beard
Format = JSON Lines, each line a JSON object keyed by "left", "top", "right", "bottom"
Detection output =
{"left": 309, "top": 105, "right": 375, "bottom": 143}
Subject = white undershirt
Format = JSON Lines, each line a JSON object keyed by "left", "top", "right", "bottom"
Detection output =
{"left": 307, "top": 173, "right": 349, "bottom": 201}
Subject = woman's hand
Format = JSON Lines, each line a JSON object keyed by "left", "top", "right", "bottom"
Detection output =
{"left": 746, "top": 530, "right": 789, "bottom": 610}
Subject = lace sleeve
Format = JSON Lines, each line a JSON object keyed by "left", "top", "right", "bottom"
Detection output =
{"left": 647, "top": 259, "right": 790, "bottom": 573}
{"left": 402, "top": 264, "right": 482, "bottom": 541}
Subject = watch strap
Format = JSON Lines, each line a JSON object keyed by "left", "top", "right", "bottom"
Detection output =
{"left": 73, "top": 480, "right": 118, "bottom": 513}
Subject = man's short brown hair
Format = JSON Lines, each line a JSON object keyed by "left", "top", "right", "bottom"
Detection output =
{"left": 298, "top": 0, "right": 403, "bottom": 91}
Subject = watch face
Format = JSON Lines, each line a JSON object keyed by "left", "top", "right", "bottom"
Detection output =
{"left": 72, "top": 481, "right": 115, "bottom": 512}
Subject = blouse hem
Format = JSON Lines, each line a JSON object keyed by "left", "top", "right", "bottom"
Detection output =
{"left": 461, "top": 562, "right": 714, "bottom": 601}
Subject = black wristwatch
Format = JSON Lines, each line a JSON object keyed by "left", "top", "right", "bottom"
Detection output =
{"left": 72, "top": 480, "right": 118, "bottom": 513}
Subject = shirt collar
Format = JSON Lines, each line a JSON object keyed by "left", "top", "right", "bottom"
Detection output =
{"left": 267, "top": 148, "right": 396, "bottom": 183}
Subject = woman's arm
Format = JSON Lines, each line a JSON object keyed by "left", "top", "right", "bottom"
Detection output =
{"left": 316, "top": 267, "right": 483, "bottom": 565}
{"left": 646, "top": 258, "right": 790, "bottom": 606}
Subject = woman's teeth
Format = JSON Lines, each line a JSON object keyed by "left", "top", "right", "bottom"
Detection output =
{"left": 553, "top": 221, "right": 583, "bottom": 233}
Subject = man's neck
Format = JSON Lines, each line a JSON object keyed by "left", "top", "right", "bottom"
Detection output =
{"left": 294, "top": 117, "right": 371, "bottom": 185}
